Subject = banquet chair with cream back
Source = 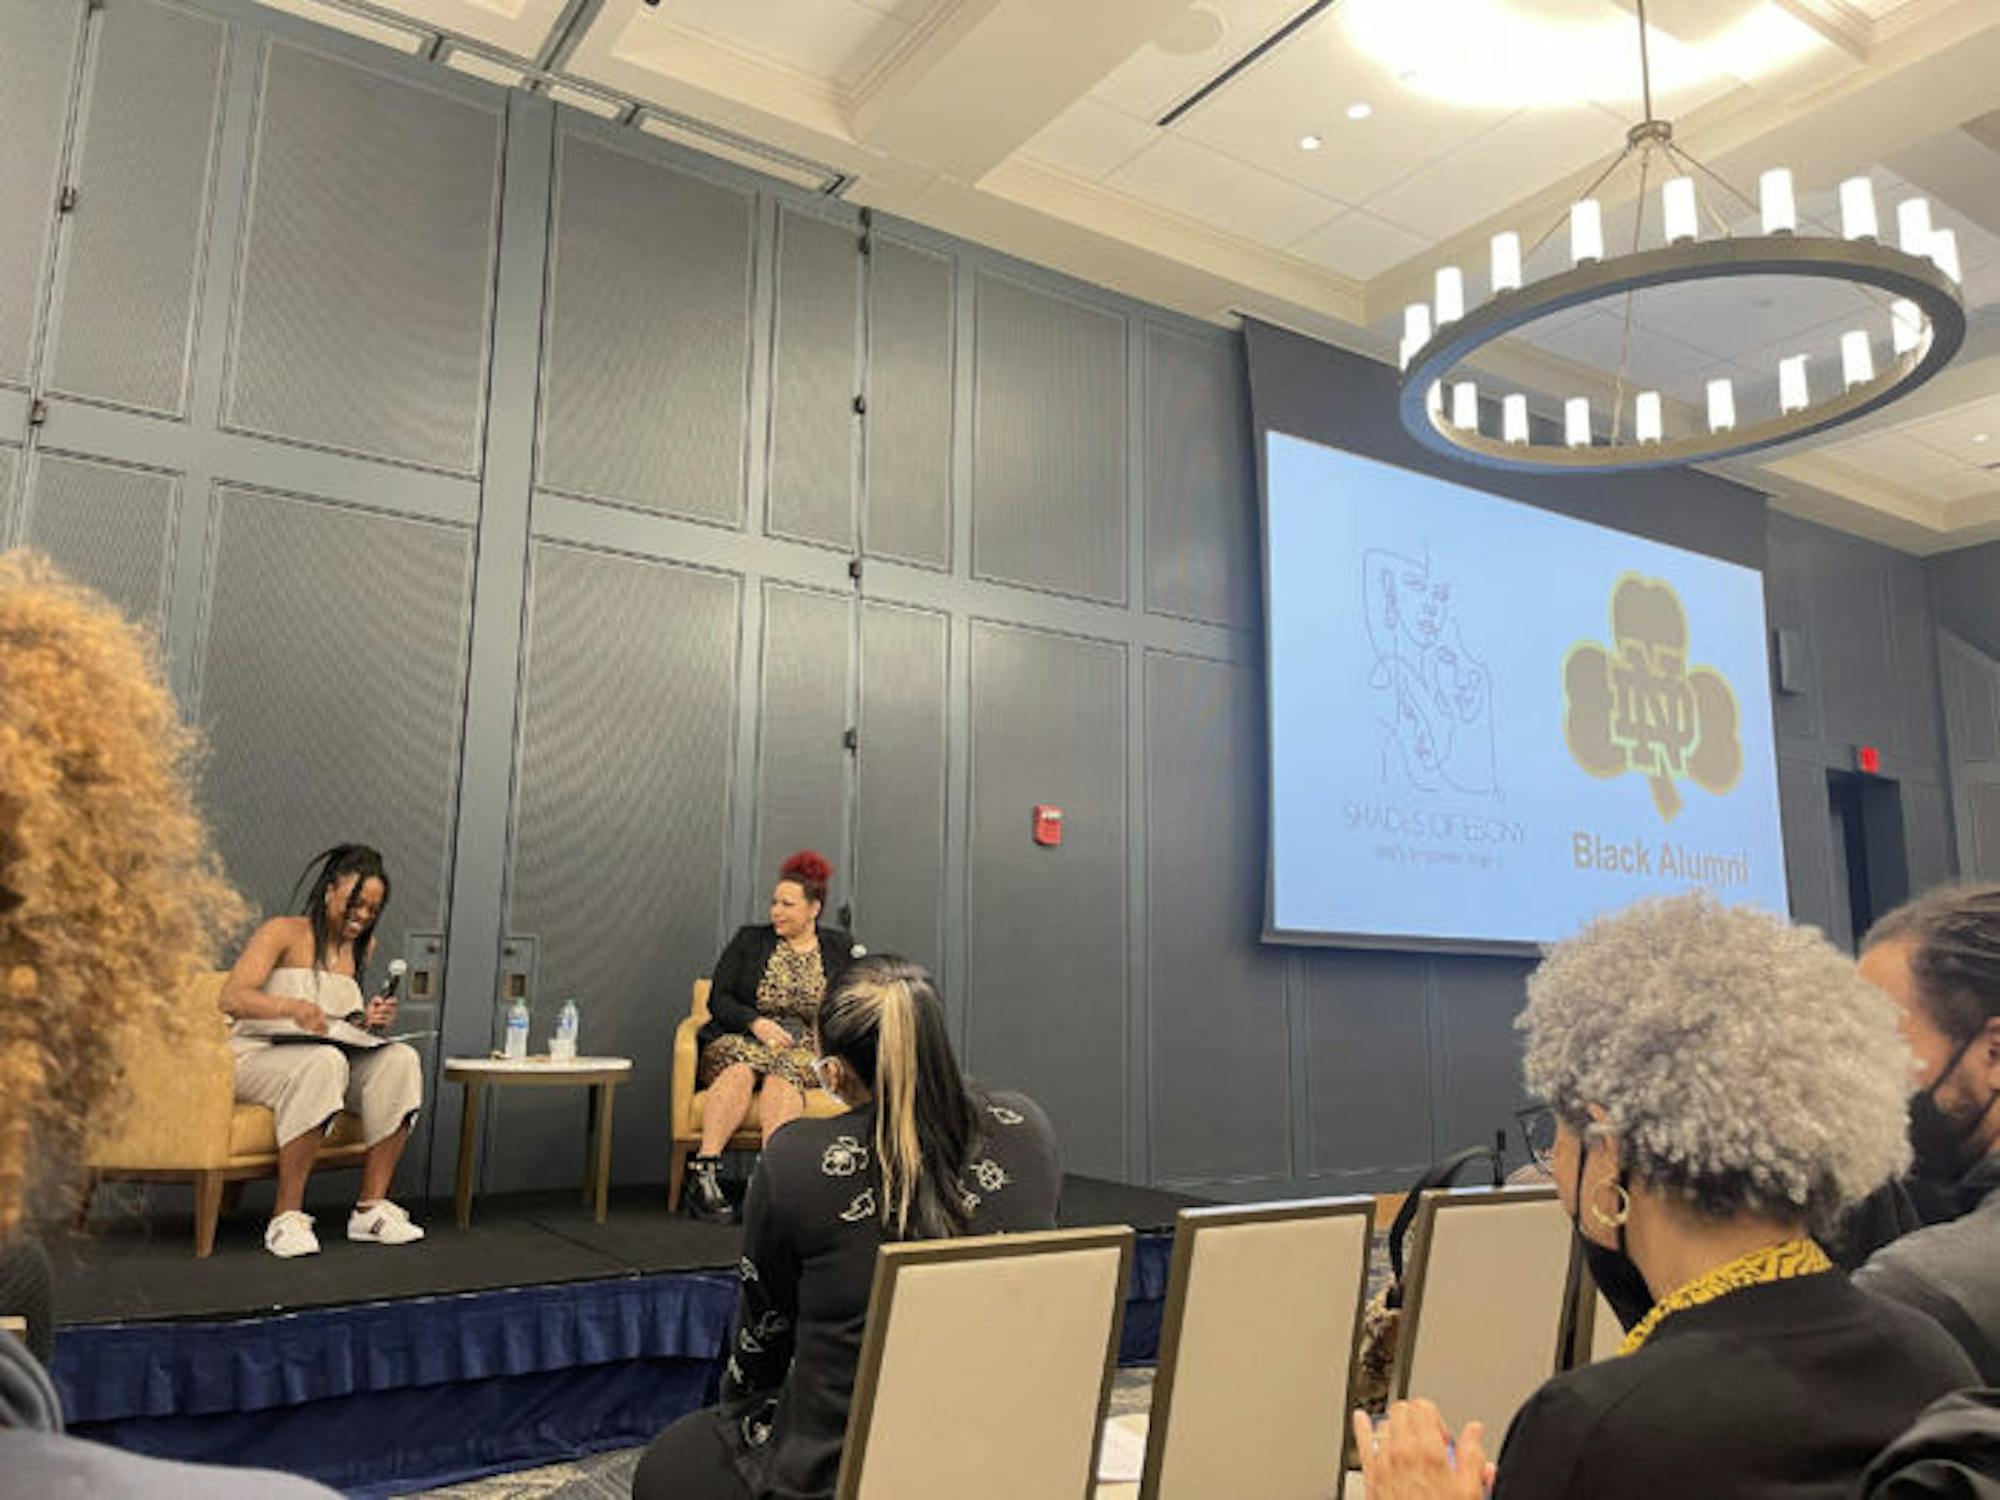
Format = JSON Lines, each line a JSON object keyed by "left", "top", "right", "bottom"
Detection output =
{"left": 836, "top": 1226, "right": 1134, "bottom": 1500}
{"left": 1385, "top": 1185, "right": 1580, "bottom": 1435}
{"left": 1096, "top": 1197, "right": 1377, "bottom": 1500}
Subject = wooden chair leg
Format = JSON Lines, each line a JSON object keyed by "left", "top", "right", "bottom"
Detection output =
{"left": 72, "top": 1170, "right": 97, "bottom": 1231}
{"left": 667, "top": 1140, "right": 692, "bottom": 1211}
{"left": 219, "top": 1179, "right": 247, "bottom": 1218}
{"left": 193, "top": 1170, "right": 224, "bottom": 1258}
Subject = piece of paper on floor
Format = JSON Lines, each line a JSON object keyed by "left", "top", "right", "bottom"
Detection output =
{"left": 1096, "top": 1416, "right": 1147, "bottom": 1483}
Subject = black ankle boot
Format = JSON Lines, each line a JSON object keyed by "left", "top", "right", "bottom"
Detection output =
{"left": 686, "top": 1157, "right": 735, "bottom": 1224}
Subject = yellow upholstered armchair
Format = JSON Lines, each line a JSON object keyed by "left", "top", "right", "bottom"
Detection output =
{"left": 667, "top": 978, "right": 845, "bottom": 1209}
{"left": 83, "top": 971, "right": 370, "bottom": 1256}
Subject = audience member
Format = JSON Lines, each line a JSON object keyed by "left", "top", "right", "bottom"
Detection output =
{"left": 1855, "top": 884, "right": 2000, "bottom": 1380}
{"left": 685, "top": 850, "right": 859, "bottom": 1223}
{"left": 0, "top": 551, "right": 335, "bottom": 1495}
{"left": 634, "top": 956, "right": 1059, "bottom": 1500}
{"left": 1360, "top": 893, "right": 1976, "bottom": 1500}
{"left": 221, "top": 844, "right": 425, "bottom": 1257}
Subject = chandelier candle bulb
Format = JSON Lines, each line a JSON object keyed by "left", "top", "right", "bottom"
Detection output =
{"left": 1503, "top": 393, "right": 1529, "bottom": 444}
{"left": 1760, "top": 168, "right": 1796, "bottom": 234}
{"left": 1635, "top": 391, "right": 1663, "bottom": 444}
{"left": 1403, "top": 302, "right": 1432, "bottom": 346}
{"left": 1841, "top": 330, "right": 1875, "bottom": 389}
{"left": 1898, "top": 198, "right": 1933, "bottom": 254}
{"left": 1779, "top": 355, "right": 1809, "bottom": 414}
{"left": 1706, "top": 378, "right": 1736, "bottom": 433}
{"left": 1662, "top": 177, "right": 1698, "bottom": 244}
{"left": 1931, "top": 228, "right": 1962, "bottom": 284}
{"left": 1490, "top": 231, "right": 1522, "bottom": 294}
{"left": 1839, "top": 177, "right": 1879, "bottom": 241}
{"left": 1891, "top": 299, "right": 1923, "bottom": 357}
{"left": 1570, "top": 199, "right": 1604, "bottom": 265}
{"left": 1451, "top": 380, "right": 1478, "bottom": 431}
{"left": 1564, "top": 397, "right": 1591, "bottom": 448}
{"left": 1434, "top": 266, "right": 1465, "bottom": 325}
{"left": 1427, "top": 381, "right": 1443, "bottom": 420}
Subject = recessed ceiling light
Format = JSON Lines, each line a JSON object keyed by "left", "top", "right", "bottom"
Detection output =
{"left": 1347, "top": 102, "right": 1373, "bottom": 120}
{"left": 1299, "top": 133, "right": 1323, "bottom": 151}
{"left": 1974, "top": 432, "right": 1991, "bottom": 444}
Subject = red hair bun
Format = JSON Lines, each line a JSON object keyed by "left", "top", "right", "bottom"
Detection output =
{"left": 776, "top": 852, "right": 832, "bottom": 888}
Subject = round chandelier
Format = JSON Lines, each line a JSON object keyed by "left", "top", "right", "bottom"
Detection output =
{"left": 1395, "top": 0, "right": 1967, "bottom": 474}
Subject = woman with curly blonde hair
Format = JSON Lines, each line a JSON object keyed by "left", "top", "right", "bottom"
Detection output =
{"left": 1360, "top": 894, "right": 1976, "bottom": 1500}
{"left": 0, "top": 552, "right": 333, "bottom": 1495}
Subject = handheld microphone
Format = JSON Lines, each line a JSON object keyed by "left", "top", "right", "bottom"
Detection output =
{"left": 381, "top": 958, "right": 408, "bottom": 1001}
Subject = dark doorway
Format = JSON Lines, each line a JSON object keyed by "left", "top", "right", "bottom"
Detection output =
{"left": 1827, "top": 770, "right": 1910, "bottom": 948}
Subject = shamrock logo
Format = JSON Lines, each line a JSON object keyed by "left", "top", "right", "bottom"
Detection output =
{"left": 1563, "top": 574, "right": 1741, "bottom": 822}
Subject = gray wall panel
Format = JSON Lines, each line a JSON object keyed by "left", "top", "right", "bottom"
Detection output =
{"left": 968, "top": 621, "right": 1127, "bottom": 1178}
{"left": 1903, "top": 780, "right": 1955, "bottom": 895}
{"left": 226, "top": 41, "right": 499, "bottom": 471}
{"left": 1145, "top": 651, "right": 1287, "bottom": 1185}
{"left": 504, "top": 542, "right": 739, "bottom": 1187}
{"left": 1431, "top": 956, "right": 1534, "bottom": 1156}
{"left": 1144, "top": 327, "right": 1256, "bottom": 629}
{"left": 755, "top": 583, "right": 851, "bottom": 902}
{"left": 539, "top": 134, "right": 753, "bottom": 523}
{"left": 972, "top": 272, "right": 1127, "bottom": 603}
{"left": 1301, "top": 950, "right": 1431, "bottom": 1180}
{"left": 767, "top": 207, "right": 857, "bottom": 549}
{"left": 1932, "top": 543, "right": 2000, "bottom": 662}
{"left": 0, "top": 445, "right": 20, "bottom": 538}
{"left": 1778, "top": 753, "right": 1838, "bottom": 940}
{"left": 1763, "top": 512, "right": 1820, "bottom": 744}
{"left": 865, "top": 235, "right": 952, "bottom": 568}
{"left": 198, "top": 485, "right": 471, "bottom": 1199}
{"left": 46, "top": 0, "right": 224, "bottom": 416}
{"left": 856, "top": 600, "right": 947, "bottom": 967}
{"left": 0, "top": 0, "right": 83, "bottom": 388}
{"left": 21, "top": 452, "right": 176, "bottom": 622}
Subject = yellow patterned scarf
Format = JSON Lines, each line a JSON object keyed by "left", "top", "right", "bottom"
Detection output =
{"left": 1619, "top": 1237, "right": 1833, "bottom": 1355}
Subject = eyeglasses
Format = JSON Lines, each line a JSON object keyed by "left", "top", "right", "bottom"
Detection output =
{"left": 1514, "top": 1104, "right": 1558, "bottom": 1171}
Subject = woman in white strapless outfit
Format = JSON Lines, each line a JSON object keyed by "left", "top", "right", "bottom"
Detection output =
{"left": 220, "top": 845, "right": 424, "bottom": 1258}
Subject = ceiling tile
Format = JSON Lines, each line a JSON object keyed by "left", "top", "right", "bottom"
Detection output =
{"left": 1820, "top": 430, "right": 1972, "bottom": 481}
{"left": 655, "top": 0, "right": 910, "bottom": 89}
{"left": 1090, "top": 0, "right": 1310, "bottom": 122}
{"left": 1105, "top": 133, "right": 1345, "bottom": 245}
{"left": 1901, "top": 393, "right": 2000, "bottom": 457}
{"left": 1291, "top": 208, "right": 1430, "bottom": 279}
{"left": 1170, "top": 6, "right": 1515, "bottom": 207}
{"left": 1019, "top": 97, "right": 1157, "bottom": 182}
{"left": 256, "top": 0, "right": 428, "bottom": 51}
{"left": 1360, "top": 103, "right": 1626, "bottom": 243}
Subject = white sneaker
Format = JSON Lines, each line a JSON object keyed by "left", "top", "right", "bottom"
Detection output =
{"left": 348, "top": 1199, "right": 426, "bottom": 1245}
{"left": 265, "top": 1210, "right": 320, "bottom": 1258}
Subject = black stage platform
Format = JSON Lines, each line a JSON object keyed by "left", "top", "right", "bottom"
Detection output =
{"left": 52, "top": 1174, "right": 1210, "bottom": 1325}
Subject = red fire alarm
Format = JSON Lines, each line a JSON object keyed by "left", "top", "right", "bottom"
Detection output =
{"left": 1857, "top": 745, "right": 1882, "bottom": 775}
{"left": 1032, "top": 805, "right": 1064, "bottom": 847}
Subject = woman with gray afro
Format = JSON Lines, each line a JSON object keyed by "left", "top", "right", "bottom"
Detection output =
{"left": 1358, "top": 893, "right": 1975, "bottom": 1500}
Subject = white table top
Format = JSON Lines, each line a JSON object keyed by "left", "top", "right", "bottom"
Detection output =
{"left": 444, "top": 1055, "right": 632, "bottom": 1076}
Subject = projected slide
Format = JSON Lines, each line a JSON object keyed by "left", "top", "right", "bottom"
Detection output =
{"left": 1265, "top": 430, "right": 1787, "bottom": 948}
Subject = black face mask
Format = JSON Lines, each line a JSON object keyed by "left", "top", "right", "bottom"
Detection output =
{"left": 1908, "top": 1032, "right": 2000, "bottom": 1186}
{"left": 1572, "top": 1145, "right": 1654, "bottom": 1332}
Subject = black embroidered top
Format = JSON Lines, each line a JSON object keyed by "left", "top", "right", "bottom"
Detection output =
{"left": 714, "top": 1089, "right": 1060, "bottom": 1499}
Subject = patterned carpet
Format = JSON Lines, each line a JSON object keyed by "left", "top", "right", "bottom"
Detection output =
{"left": 410, "top": 1369, "right": 1160, "bottom": 1499}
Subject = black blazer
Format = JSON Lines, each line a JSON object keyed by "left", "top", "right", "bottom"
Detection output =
{"left": 699, "top": 923, "right": 859, "bottom": 1051}
{"left": 1491, "top": 1272, "right": 1978, "bottom": 1500}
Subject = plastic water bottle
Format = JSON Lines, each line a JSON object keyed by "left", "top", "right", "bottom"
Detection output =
{"left": 553, "top": 998, "right": 579, "bottom": 1063}
{"left": 504, "top": 998, "right": 530, "bottom": 1060}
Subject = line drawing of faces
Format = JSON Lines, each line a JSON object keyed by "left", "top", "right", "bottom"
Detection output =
{"left": 1363, "top": 547, "right": 1498, "bottom": 797}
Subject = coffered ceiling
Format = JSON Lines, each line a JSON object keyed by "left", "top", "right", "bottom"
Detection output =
{"left": 263, "top": 0, "right": 2000, "bottom": 553}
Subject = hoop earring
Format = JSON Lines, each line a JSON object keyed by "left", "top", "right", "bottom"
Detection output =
{"left": 1587, "top": 1180, "right": 1631, "bottom": 1229}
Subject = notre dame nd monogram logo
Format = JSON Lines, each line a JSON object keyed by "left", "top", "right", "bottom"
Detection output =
{"left": 1563, "top": 574, "right": 1742, "bottom": 822}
